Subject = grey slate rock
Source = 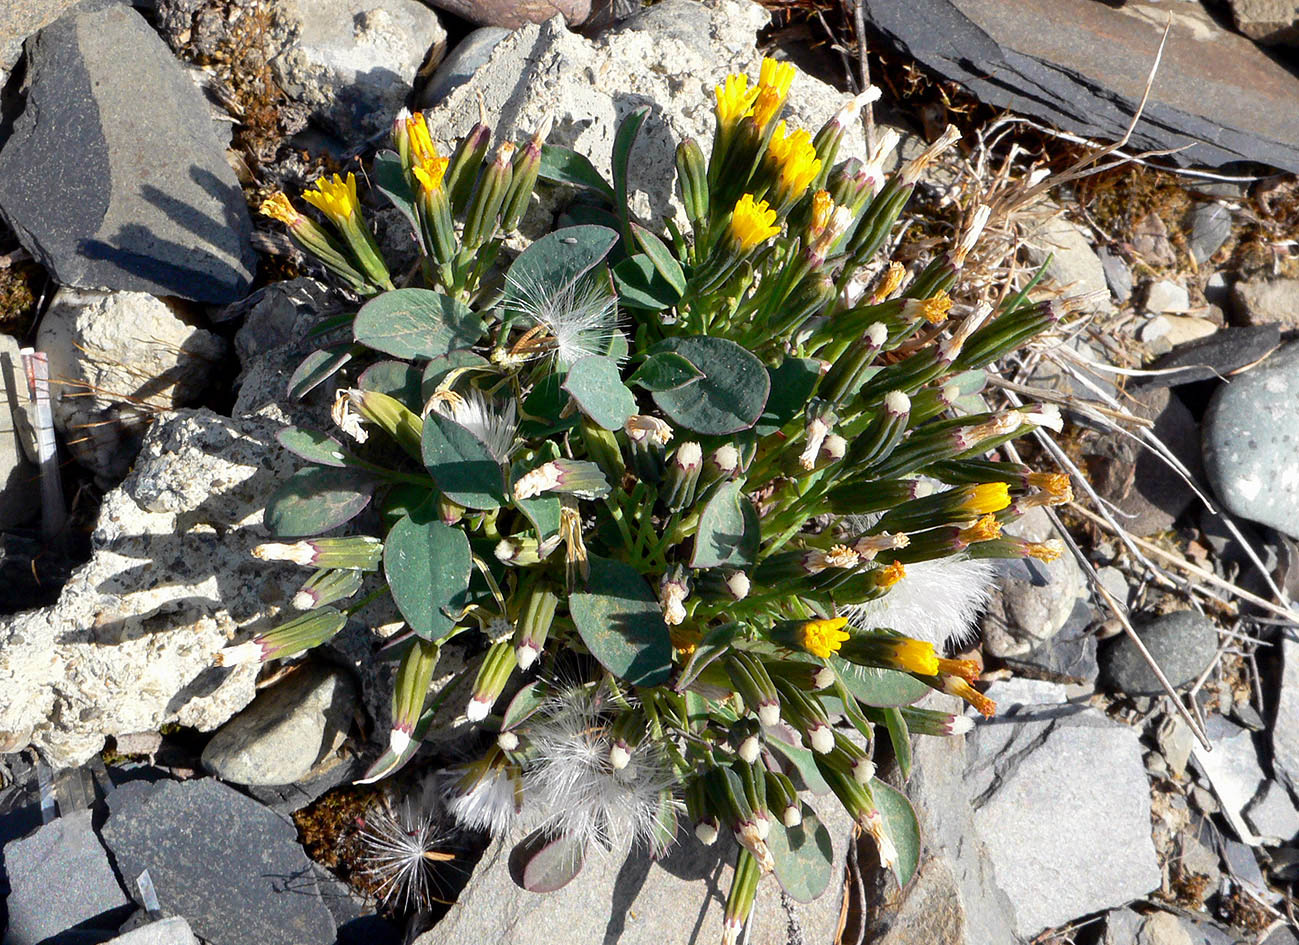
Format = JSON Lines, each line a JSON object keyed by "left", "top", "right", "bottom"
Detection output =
{"left": 417, "top": 26, "right": 510, "bottom": 108}
{"left": 1099, "top": 246, "right": 1134, "bottom": 304}
{"left": 1099, "top": 610, "right": 1219, "bottom": 697}
{"left": 3, "top": 809, "right": 132, "bottom": 945}
{"left": 1230, "top": 275, "right": 1299, "bottom": 331}
{"left": 0, "top": 0, "right": 255, "bottom": 303}
{"left": 1190, "top": 203, "right": 1233, "bottom": 265}
{"left": 1002, "top": 597, "right": 1099, "bottom": 686}
{"left": 99, "top": 778, "right": 335, "bottom": 945}
{"left": 0, "top": 334, "right": 38, "bottom": 531}
{"left": 1274, "top": 632, "right": 1299, "bottom": 801}
{"left": 1139, "top": 324, "right": 1282, "bottom": 389}
{"left": 860, "top": 0, "right": 1299, "bottom": 172}
{"left": 1192, "top": 716, "right": 1267, "bottom": 846}
{"left": 965, "top": 681, "right": 1161, "bottom": 938}
{"left": 1203, "top": 341, "right": 1299, "bottom": 539}
{"left": 102, "top": 918, "right": 199, "bottom": 945}
{"left": 1243, "top": 780, "right": 1299, "bottom": 845}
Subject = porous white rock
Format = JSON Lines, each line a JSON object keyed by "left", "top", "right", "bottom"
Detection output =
{"left": 421, "top": 0, "right": 864, "bottom": 239}
{"left": 36, "top": 288, "right": 227, "bottom": 479}
{"left": 0, "top": 409, "right": 304, "bottom": 767}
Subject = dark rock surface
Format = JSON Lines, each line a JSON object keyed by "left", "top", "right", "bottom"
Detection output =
{"left": 0, "top": 0, "right": 256, "bottom": 303}
{"left": 1099, "top": 610, "right": 1220, "bottom": 696}
{"left": 100, "top": 778, "right": 336, "bottom": 945}
{"left": 1139, "top": 324, "right": 1282, "bottom": 389}
{"left": 860, "top": 0, "right": 1299, "bottom": 171}
{"left": 1002, "top": 597, "right": 1099, "bottom": 686}
{"left": 3, "top": 809, "right": 132, "bottom": 945}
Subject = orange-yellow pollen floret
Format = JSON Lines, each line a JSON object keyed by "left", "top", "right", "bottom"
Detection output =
{"left": 809, "top": 190, "right": 834, "bottom": 237}
{"left": 876, "top": 560, "right": 906, "bottom": 589}
{"left": 871, "top": 261, "right": 906, "bottom": 304}
{"left": 799, "top": 616, "right": 851, "bottom": 658}
{"left": 936, "top": 656, "right": 981, "bottom": 682}
{"left": 729, "top": 194, "right": 781, "bottom": 250}
{"left": 959, "top": 514, "right": 1002, "bottom": 544}
{"left": 260, "top": 192, "right": 302, "bottom": 227}
{"left": 1024, "top": 539, "right": 1064, "bottom": 563}
{"left": 945, "top": 677, "right": 996, "bottom": 717}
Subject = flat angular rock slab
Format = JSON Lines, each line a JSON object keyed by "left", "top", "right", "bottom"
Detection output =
{"left": 0, "top": 0, "right": 255, "bottom": 302}
{"left": 861, "top": 0, "right": 1299, "bottom": 172}
{"left": 1202, "top": 341, "right": 1299, "bottom": 539}
{"left": 101, "top": 778, "right": 336, "bottom": 945}
{"left": 3, "top": 808, "right": 132, "bottom": 945}
{"left": 966, "top": 682, "right": 1161, "bottom": 938}
{"left": 420, "top": 808, "right": 852, "bottom": 945}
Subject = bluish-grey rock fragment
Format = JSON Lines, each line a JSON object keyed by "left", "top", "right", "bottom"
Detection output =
{"left": 1099, "top": 610, "right": 1219, "bottom": 696}
{"left": 3, "top": 809, "right": 131, "bottom": 945}
{"left": 0, "top": 0, "right": 255, "bottom": 302}
{"left": 417, "top": 26, "right": 510, "bottom": 108}
{"left": 1203, "top": 341, "right": 1299, "bottom": 539}
{"left": 99, "top": 778, "right": 335, "bottom": 945}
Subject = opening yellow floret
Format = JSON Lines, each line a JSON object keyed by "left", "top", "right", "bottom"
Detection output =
{"left": 303, "top": 173, "right": 359, "bottom": 227}
{"left": 884, "top": 637, "right": 939, "bottom": 676}
{"left": 729, "top": 194, "right": 781, "bottom": 250}
{"left": 406, "top": 112, "right": 449, "bottom": 195}
{"left": 809, "top": 190, "right": 833, "bottom": 237}
{"left": 715, "top": 73, "right": 759, "bottom": 131}
{"left": 799, "top": 616, "right": 851, "bottom": 658}
{"left": 962, "top": 482, "right": 1011, "bottom": 515}
{"left": 958, "top": 514, "right": 1002, "bottom": 545}
{"left": 876, "top": 560, "right": 906, "bottom": 589}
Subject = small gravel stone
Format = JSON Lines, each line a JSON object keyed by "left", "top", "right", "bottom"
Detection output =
{"left": 1145, "top": 279, "right": 1192, "bottom": 314}
{"left": 1099, "top": 610, "right": 1219, "bottom": 696}
{"left": 1244, "top": 780, "right": 1299, "bottom": 844}
{"left": 1139, "top": 323, "right": 1281, "bottom": 389}
{"left": 1230, "top": 275, "right": 1299, "bottom": 330}
{"left": 1099, "top": 246, "right": 1134, "bottom": 303}
{"left": 1189, "top": 202, "right": 1232, "bottom": 264}
{"left": 1192, "top": 716, "right": 1267, "bottom": 844}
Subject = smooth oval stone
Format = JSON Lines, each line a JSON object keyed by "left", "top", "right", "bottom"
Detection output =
{"left": 1099, "top": 610, "right": 1219, "bottom": 696}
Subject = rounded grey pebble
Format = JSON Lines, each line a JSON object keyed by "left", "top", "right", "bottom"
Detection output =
{"left": 1098, "top": 610, "right": 1219, "bottom": 696}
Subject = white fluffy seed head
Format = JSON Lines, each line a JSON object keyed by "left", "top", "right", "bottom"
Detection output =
{"left": 610, "top": 744, "right": 631, "bottom": 770}
{"left": 758, "top": 702, "right": 781, "bottom": 728}
{"left": 466, "top": 699, "right": 491, "bottom": 723}
{"left": 847, "top": 554, "right": 997, "bottom": 649}
{"left": 951, "top": 714, "right": 975, "bottom": 735}
{"left": 884, "top": 390, "right": 911, "bottom": 416}
{"left": 504, "top": 269, "right": 621, "bottom": 367}
{"left": 358, "top": 800, "right": 450, "bottom": 911}
{"left": 498, "top": 730, "right": 520, "bottom": 751}
{"left": 738, "top": 736, "right": 760, "bottom": 764}
{"left": 726, "top": 571, "right": 751, "bottom": 601}
{"left": 445, "top": 765, "right": 521, "bottom": 837}
{"left": 866, "top": 322, "right": 889, "bottom": 348}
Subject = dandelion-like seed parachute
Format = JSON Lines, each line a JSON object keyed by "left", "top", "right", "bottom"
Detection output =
{"left": 358, "top": 799, "right": 457, "bottom": 912}
{"left": 502, "top": 267, "right": 621, "bottom": 367}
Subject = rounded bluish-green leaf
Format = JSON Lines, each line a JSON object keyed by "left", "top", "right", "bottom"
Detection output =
{"left": 757, "top": 357, "right": 821, "bottom": 436}
{"left": 372, "top": 149, "right": 420, "bottom": 241}
{"left": 421, "top": 411, "right": 507, "bottom": 510}
{"left": 768, "top": 804, "right": 835, "bottom": 903}
{"left": 264, "top": 466, "right": 373, "bottom": 537}
{"left": 690, "top": 479, "right": 759, "bottom": 568}
{"left": 509, "top": 828, "right": 585, "bottom": 893}
{"left": 501, "top": 682, "right": 546, "bottom": 732}
{"left": 569, "top": 557, "right": 672, "bottom": 686}
{"left": 504, "top": 225, "right": 619, "bottom": 311}
{"left": 384, "top": 505, "right": 473, "bottom": 642}
{"left": 873, "top": 780, "right": 921, "bottom": 885}
{"left": 650, "top": 336, "right": 769, "bottom": 435}
{"left": 563, "top": 355, "right": 636, "bottom": 430}
{"left": 627, "top": 351, "right": 703, "bottom": 392}
{"left": 288, "top": 344, "right": 355, "bottom": 400}
{"left": 613, "top": 254, "right": 681, "bottom": 310}
{"left": 359, "top": 359, "right": 423, "bottom": 412}
{"left": 833, "top": 660, "right": 930, "bottom": 708}
{"left": 766, "top": 730, "right": 832, "bottom": 795}
{"left": 277, "top": 427, "right": 350, "bottom": 468}
{"left": 353, "top": 288, "right": 484, "bottom": 359}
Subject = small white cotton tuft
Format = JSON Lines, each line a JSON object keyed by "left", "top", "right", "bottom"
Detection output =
{"left": 848, "top": 554, "right": 997, "bottom": 649}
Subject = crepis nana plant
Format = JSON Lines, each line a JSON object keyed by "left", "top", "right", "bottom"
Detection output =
{"left": 237, "top": 57, "right": 1076, "bottom": 937}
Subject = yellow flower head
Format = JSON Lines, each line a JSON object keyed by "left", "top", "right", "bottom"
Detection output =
{"left": 767, "top": 122, "right": 821, "bottom": 202}
{"left": 302, "top": 173, "right": 359, "bottom": 227}
{"left": 959, "top": 513, "right": 1002, "bottom": 545}
{"left": 808, "top": 190, "right": 834, "bottom": 238}
{"left": 961, "top": 482, "right": 1011, "bottom": 516}
{"left": 259, "top": 192, "right": 302, "bottom": 227}
{"left": 798, "top": 616, "right": 850, "bottom": 659}
{"left": 1028, "top": 471, "right": 1072, "bottom": 504}
{"left": 751, "top": 87, "right": 783, "bottom": 132}
{"left": 1024, "top": 539, "right": 1064, "bottom": 563}
{"left": 406, "top": 112, "right": 449, "bottom": 196}
{"left": 729, "top": 194, "right": 781, "bottom": 250}
{"left": 715, "top": 73, "right": 759, "bottom": 131}
{"left": 903, "top": 290, "right": 952, "bottom": 324}
{"left": 945, "top": 676, "right": 996, "bottom": 717}
{"left": 884, "top": 636, "right": 939, "bottom": 676}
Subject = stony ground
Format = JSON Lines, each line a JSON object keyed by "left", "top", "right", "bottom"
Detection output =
{"left": 2, "top": 1, "right": 1299, "bottom": 944}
